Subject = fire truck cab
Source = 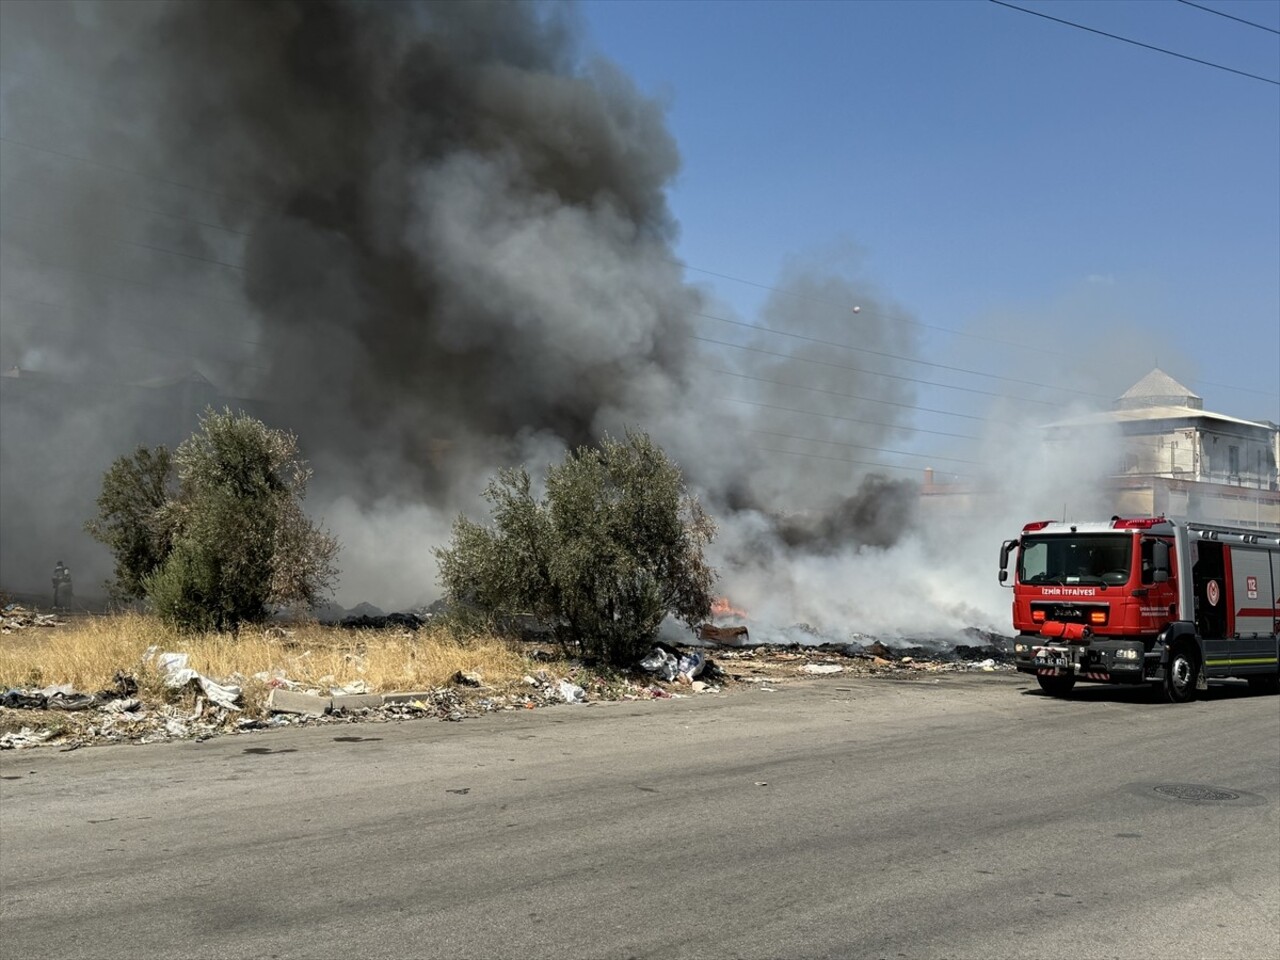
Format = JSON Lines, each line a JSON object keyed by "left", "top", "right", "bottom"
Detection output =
{"left": 998, "top": 516, "right": 1280, "bottom": 702}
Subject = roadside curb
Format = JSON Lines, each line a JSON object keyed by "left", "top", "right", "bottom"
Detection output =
{"left": 266, "top": 689, "right": 439, "bottom": 716}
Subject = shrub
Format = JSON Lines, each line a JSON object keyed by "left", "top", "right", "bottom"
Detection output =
{"left": 435, "top": 431, "right": 716, "bottom": 664}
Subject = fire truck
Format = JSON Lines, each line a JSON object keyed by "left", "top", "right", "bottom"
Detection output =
{"left": 998, "top": 516, "right": 1280, "bottom": 702}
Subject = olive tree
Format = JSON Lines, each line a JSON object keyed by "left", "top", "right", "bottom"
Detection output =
{"left": 84, "top": 445, "right": 175, "bottom": 605}
{"left": 435, "top": 431, "right": 716, "bottom": 663}
{"left": 87, "top": 409, "right": 339, "bottom": 630}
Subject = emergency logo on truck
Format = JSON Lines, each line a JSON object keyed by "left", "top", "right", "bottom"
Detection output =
{"left": 1206, "top": 579, "right": 1220, "bottom": 607}
{"left": 1246, "top": 576, "right": 1258, "bottom": 600}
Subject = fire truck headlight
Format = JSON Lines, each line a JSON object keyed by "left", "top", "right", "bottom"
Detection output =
{"left": 1113, "top": 648, "right": 1139, "bottom": 661}
{"left": 1014, "top": 642, "right": 1030, "bottom": 654}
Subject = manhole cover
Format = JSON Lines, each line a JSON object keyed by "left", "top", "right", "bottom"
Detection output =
{"left": 1128, "top": 782, "right": 1268, "bottom": 807}
{"left": 1154, "top": 784, "right": 1240, "bottom": 803}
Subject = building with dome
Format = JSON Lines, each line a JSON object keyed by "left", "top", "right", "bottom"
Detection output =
{"left": 1044, "top": 369, "right": 1279, "bottom": 528}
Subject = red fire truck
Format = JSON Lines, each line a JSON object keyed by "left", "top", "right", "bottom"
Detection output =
{"left": 998, "top": 516, "right": 1280, "bottom": 702}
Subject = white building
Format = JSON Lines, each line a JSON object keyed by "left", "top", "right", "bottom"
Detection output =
{"left": 1045, "top": 369, "right": 1279, "bottom": 529}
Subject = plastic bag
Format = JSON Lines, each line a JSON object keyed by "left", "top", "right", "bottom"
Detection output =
{"left": 638, "top": 648, "right": 678, "bottom": 682}
{"left": 557, "top": 680, "right": 586, "bottom": 703}
{"left": 677, "top": 651, "right": 705, "bottom": 682}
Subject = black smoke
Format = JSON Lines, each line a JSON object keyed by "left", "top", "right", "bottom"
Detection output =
{"left": 0, "top": 0, "right": 922, "bottom": 606}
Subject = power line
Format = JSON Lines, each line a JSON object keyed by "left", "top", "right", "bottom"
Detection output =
{"left": 752, "top": 446, "right": 971, "bottom": 479}
{"left": 677, "top": 259, "right": 1045, "bottom": 353}
{"left": 724, "top": 396, "right": 982, "bottom": 440}
{"left": 696, "top": 310, "right": 1105, "bottom": 400}
{"left": 0, "top": 242, "right": 250, "bottom": 312}
{"left": 689, "top": 333, "right": 1058, "bottom": 406}
{"left": 0, "top": 291, "right": 268, "bottom": 368}
{"left": 989, "top": 0, "right": 1280, "bottom": 85}
{"left": 680, "top": 261, "right": 1279, "bottom": 403}
{"left": 6, "top": 132, "right": 1273, "bottom": 406}
{"left": 749, "top": 428, "right": 982, "bottom": 464}
{"left": 1175, "top": 0, "right": 1280, "bottom": 35}
{"left": 0, "top": 209, "right": 245, "bottom": 273}
{"left": 707, "top": 368, "right": 997, "bottom": 423}
{"left": 0, "top": 134, "right": 272, "bottom": 213}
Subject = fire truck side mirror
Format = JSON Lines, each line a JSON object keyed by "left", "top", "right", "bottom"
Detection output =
{"left": 998, "top": 539, "right": 1016, "bottom": 585}
{"left": 1151, "top": 541, "right": 1170, "bottom": 583}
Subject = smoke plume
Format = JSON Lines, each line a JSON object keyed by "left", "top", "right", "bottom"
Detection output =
{"left": 0, "top": 1, "right": 1119, "bottom": 642}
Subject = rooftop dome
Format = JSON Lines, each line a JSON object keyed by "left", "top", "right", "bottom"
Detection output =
{"left": 1114, "top": 368, "right": 1203, "bottom": 411}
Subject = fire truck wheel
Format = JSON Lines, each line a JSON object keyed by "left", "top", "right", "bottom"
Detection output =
{"left": 1163, "top": 644, "right": 1199, "bottom": 704}
{"left": 1036, "top": 674, "right": 1075, "bottom": 698}
{"left": 1246, "top": 675, "right": 1280, "bottom": 695}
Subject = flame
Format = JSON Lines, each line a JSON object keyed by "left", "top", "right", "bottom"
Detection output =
{"left": 711, "top": 596, "right": 747, "bottom": 620}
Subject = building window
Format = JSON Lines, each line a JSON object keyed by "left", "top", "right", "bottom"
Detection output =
{"left": 1228, "top": 445, "right": 1240, "bottom": 477}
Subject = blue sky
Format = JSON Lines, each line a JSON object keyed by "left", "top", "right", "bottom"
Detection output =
{"left": 579, "top": 0, "right": 1280, "bottom": 429}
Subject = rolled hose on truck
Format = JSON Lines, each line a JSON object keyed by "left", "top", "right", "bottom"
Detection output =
{"left": 1037, "top": 621, "right": 1091, "bottom": 642}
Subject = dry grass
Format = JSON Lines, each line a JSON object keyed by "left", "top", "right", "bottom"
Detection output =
{"left": 0, "top": 613, "right": 539, "bottom": 703}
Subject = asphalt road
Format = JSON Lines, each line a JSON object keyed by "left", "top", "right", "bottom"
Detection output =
{"left": 2, "top": 673, "right": 1278, "bottom": 960}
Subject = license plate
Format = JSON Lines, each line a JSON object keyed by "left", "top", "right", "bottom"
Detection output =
{"left": 1035, "top": 656, "right": 1070, "bottom": 669}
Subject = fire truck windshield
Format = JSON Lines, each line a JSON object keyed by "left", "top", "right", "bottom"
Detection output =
{"left": 1018, "top": 535, "right": 1132, "bottom": 586}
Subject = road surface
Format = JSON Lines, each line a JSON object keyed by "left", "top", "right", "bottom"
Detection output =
{"left": 3, "top": 673, "right": 1278, "bottom": 959}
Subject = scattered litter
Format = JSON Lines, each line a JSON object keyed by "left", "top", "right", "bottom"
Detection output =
{"left": 329, "top": 679, "right": 369, "bottom": 696}
{"left": 0, "top": 605, "right": 62, "bottom": 633}
{"left": 1, "top": 690, "right": 48, "bottom": 710}
{"left": 639, "top": 648, "right": 679, "bottom": 682}
{"left": 253, "top": 669, "right": 300, "bottom": 690}
{"left": 154, "top": 652, "right": 243, "bottom": 711}
{"left": 799, "top": 664, "right": 843, "bottom": 675}
{"left": 676, "top": 651, "right": 706, "bottom": 683}
{"left": 0, "top": 727, "right": 54, "bottom": 750}
{"left": 556, "top": 680, "right": 586, "bottom": 703}
{"left": 452, "top": 671, "right": 483, "bottom": 688}
{"left": 46, "top": 693, "right": 100, "bottom": 712}
{"left": 102, "top": 698, "right": 142, "bottom": 714}
{"left": 164, "top": 718, "right": 190, "bottom": 738}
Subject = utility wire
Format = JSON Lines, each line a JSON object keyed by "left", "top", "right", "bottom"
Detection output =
{"left": 1175, "top": 0, "right": 1280, "bottom": 35}
{"left": 749, "top": 428, "right": 981, "bottom": 464}
{"left": 724, "top": 396, "right": 981, "bottom": 440}
{"left": 0, "top": 291, "right": 268, "bottom": 366}
{"left": 989, "top": 0, "right": 1280, "bottom": 85}
{"left": 707, "top": 368, "right": 997, "bottom": 423}
{"left": 0, "top": 134, "right": 272, "bottom": 212}
{"left": 0, "top": 209, "right": 245, "bottom": 273}
{"left": 5, "top": 136, "right": 1273, "bottom": 404}
{"left": 752, "top": 446, "right": 971, "bottom": 479}
{"left": 680, "top": 261, "right": 1279, "bottom": 402}
{"left": 689, "top": 334, "right": 1057, "bottom": 406}
{"left": 677, "top": 259, "right": 1044, "bottom": 352}
{"left": 697, "top": 311, "right": 1104, "bottom": 399}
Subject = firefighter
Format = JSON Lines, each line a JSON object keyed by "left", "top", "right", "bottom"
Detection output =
{"left": 52, "top": 560, "right": 72, "bottom": 610}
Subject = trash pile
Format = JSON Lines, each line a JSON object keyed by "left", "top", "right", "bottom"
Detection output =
{"left": 0, "top": 645, "right": 731, "bottom": 750}
{"left": 1, "top": 604, "right": 62, "bottom": 632}
{"left": 0, "top": 650, "right": 251, "bottom": 751}
{"left": 0, "top": 634, "right": 1015, "bottom": 752}
{"left": 707, "top": 635, "right": 1015, "bottom": 684}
